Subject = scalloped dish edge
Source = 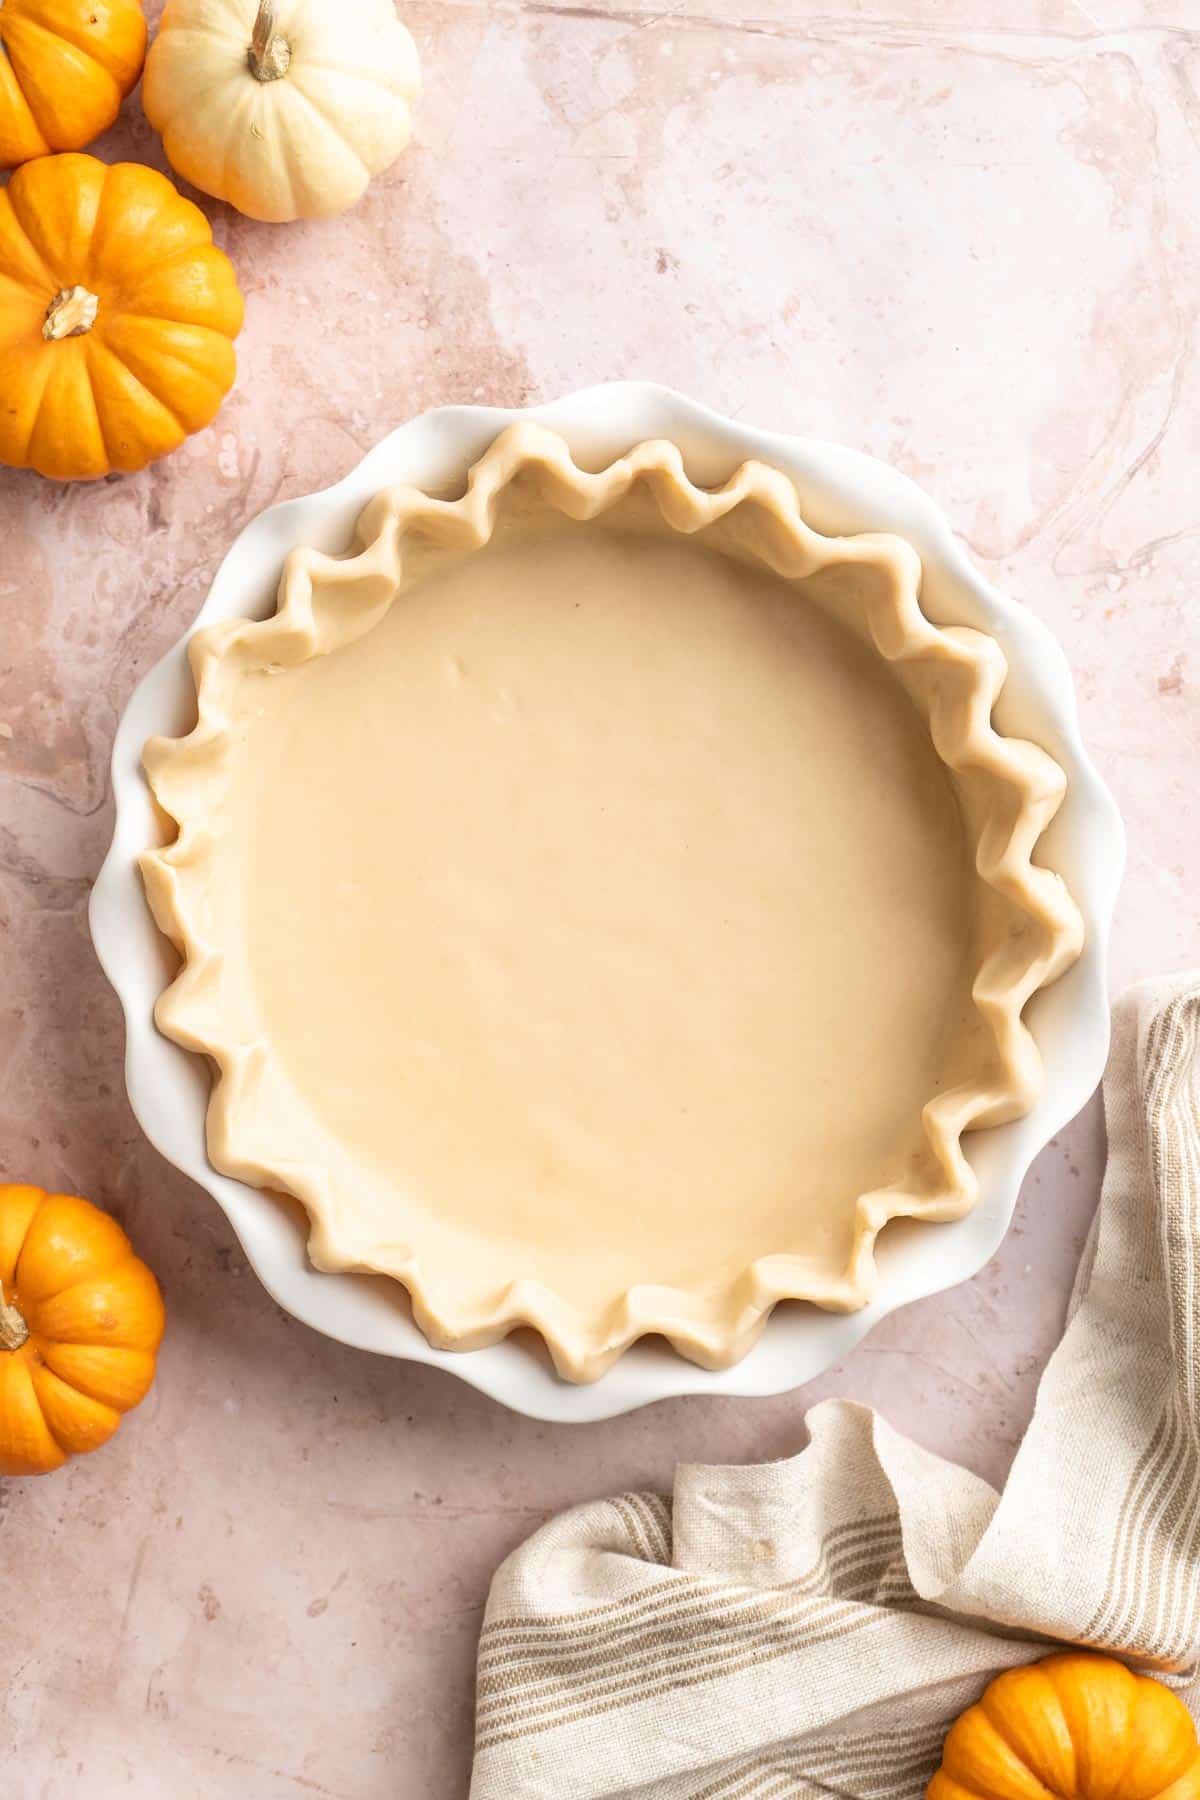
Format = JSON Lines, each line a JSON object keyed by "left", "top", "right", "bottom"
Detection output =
{"left": 138, "top": 422, "right": 1085, "bottom": 1382}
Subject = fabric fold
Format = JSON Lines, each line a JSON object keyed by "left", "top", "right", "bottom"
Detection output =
{"left": 471, "top": 976, "right": 1200, "bottom": 1799}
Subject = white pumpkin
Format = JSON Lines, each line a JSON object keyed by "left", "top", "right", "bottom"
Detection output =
{"left": 143, "top": 0, "right": 420, "bottom": 223}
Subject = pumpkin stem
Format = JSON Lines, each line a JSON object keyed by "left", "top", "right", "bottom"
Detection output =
{"left": 0, "top": 1290, "right": 29, "bottom": 1353}
{"left": 248, "top": 0, "right": 292, "bottom": 80}
{"left": 43, "top": 286, "right": 99, "bottom": 341}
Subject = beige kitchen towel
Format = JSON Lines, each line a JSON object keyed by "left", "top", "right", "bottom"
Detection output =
{"left": 470, "top": 974, "right": 1200, "bottom": 1799}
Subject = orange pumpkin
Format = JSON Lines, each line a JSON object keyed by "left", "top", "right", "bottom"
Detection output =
{"left": 0, "top": 1184, "right": 165, "bottom": 1476}
{"left": 0, "top": 153, "right": 244, "bottom": 481}
{"left": 0, "top": 0, "right": 147, "bottom": 169}
{"left": 929, "top": 1652, "right": 1200, "bottom": 1800}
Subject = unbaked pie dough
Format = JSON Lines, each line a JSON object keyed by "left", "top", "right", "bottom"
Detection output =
{"left": 141, "top": 424, "right": 1084, "bottom": 1381}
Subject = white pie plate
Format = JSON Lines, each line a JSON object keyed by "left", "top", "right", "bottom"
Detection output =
{"left": 90, "top": 382, "right": 1125, "bottom": 1423}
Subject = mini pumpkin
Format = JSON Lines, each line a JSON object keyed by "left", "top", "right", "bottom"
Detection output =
{"left": 929, "top": 1652, "right": 1200, "bottom": 1800}
{"left": 0, "top": 0, "right": 147, "bottom": 169}
{"left": 143, "top": 0, "right": 420, "bottom": 223}
{"left": 0, "top": 153, "right": 244, "bottom": 481}
{"left": 0, "top": 1183, "right": 166, "bottom": 1476}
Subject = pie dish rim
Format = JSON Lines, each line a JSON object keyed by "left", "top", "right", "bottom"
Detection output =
{"left": 89, "top": 382, "right": 1125, "bottom": 1419}
{"left": 136, "top": 420, "right": 1085, "bottom": 1382}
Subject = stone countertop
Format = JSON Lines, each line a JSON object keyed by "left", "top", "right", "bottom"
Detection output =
{"left": 1, "top": 1, "right": 1197, "bottom": 1793}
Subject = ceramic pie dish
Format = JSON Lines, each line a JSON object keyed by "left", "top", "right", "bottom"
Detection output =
{"left": 91, "top": 384, "right": 1124, "bottom": 1421}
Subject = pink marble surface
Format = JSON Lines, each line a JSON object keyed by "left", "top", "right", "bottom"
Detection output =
{"left": 1, "top": 0, "right": 1198, "bottom": 1792}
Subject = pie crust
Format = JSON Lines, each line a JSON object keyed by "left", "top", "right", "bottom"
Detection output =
{"left": 140, "top": 423, "right": 1084, "bottom": 1382}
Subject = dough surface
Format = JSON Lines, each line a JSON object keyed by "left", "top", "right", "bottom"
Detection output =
{"left": 141, "top": 425, "right": 1084, "bottom": 1380}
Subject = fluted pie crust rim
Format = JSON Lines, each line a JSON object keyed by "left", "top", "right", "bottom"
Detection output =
{"left": 139, "top": 423, "right": 1085, "bottom": 1382}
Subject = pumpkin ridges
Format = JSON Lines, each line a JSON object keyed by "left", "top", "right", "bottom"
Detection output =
{"left": 282, "top": 25, "right": 419, "bottom": 93}
{"left": 1123, "top": 1678, "right": 1200, "bottom": 1800}
{"left": 113, "top": 237, "right": 244, "bottom": 293}
{"left": 1, "top": 11, "right": 122, "bottom": 89}
{"left": 287, "top": 59, "right": 418, "bottom": 123}
{"left": 221, "top": 79, "right": 274, "bottom": 210}
{"left": 278, "top": 77, "right": 371, "bottom": 177}
{"left": 979, "top": 1668, "right": 1077, "bottom": 1797}
{"left": 142, "top": 41, "right": 245, "bottom": 131}
{"left": 84, "top": 333, "right": 191, "bottom": 470}
{"left": 0, "top": 1185, "right": 47, "bottom": 1292}
{"left": 942, "top": 1707, "right": 1059, "bottom": 1800}
{"left": 105, "top": 249, "right": 245, "bottom": 344}
{"left": 928, "top": 1654, "right": 1200, "bottom": 1800}
{"left": 0, "top": 273, "right": 50, "bottom": 324}
{"left": 7, "top": 152, "right": 107, "bottom": 283}
{"left": 0, "top": 17, "right": 123, "bottom": 148}
{"left": 156, "top": 0, "right": 243, "bottom": 35}
{"left": 104, "top": 313, "right": 240, "bottom": 377}
{"left": 1153, "top": 1760, "right": 1200, "bottom": 1800}
{"left": 0, "top": 46, "right": 51, "bottom": 165}
{"left": 263, "top": 78, "right": 371, "bottom": 191}
{"left": 4, "top": 0, "right": 146, "bottom": 87}
{"left": 0, "top": 343, "right": 55, "bottom": 467}
{"left": 1046, "top": 1653, "right": 1137, "bottom": 1800}
{"left": 0, "top": 153, "right": 242, "bottom": 477}
{"left": 0, "top": 0, "right": 146, "bottom": 166}
{"left": 144, "top": 0, "right": 417, "bottom": 221}
{"left": 26, "top": 338, "right": 110, "bottom": 480}
{"left": 28, "top": 1358, "right": 122, "bottom": 1455}
{"left": 0, "top": 1185, "right": 163, "bottom": 1474}
{"left": 0, "top": 1352, "right": 67, "bottom": 1475}
{"left": 215, "top": 82, "right": 281, "bottom": 221}
{"left": 34, "top": 1259, "right": 166, "bottom": 1353}
{"left": 86, "top": 161, "right": 216, "bottom": 285}
{"left": 15, "top": 1193, "right": 134, "bottom": 1307}
{"left": 0, "top": 185, "right": 60, "bottom": 292}
{"left": 39, "top": 1341, "right": 158, "bottom": 1410}
{"left": 927, "top": 1780, "right": 990, "bottom": 1800}
{"left": 145, "top": 15, "right": 231, "bottom": 49}
{"left": 86, "top": 326, "right": 191, "bottom": 431}
{"left": 98, "top": 315, "right": 235, "bottom": 431}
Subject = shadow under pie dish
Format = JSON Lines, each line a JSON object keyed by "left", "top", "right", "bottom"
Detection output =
{"left": 139, "top": 422, "right": 1085, "bottom": 1383}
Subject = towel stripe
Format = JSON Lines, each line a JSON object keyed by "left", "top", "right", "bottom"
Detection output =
{"left": 479, "top": 1591, "right": 876, "bottom": 1724}
{"left": 1085, "top": 993, "right": 1200, "bottom": 1661}
{"left": 480, "top": 1515, "right": 903, "bottom": 1664}
{"left": 477, "top": 1602, "right": 891, "bottom": 1749}
{"left": 471, "top": 979, "right": 1200, "bottom": 1798}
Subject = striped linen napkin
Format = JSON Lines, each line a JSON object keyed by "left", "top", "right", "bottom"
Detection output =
{"left": 470, "top": 974, "right": 1200, "bottom": 1799}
